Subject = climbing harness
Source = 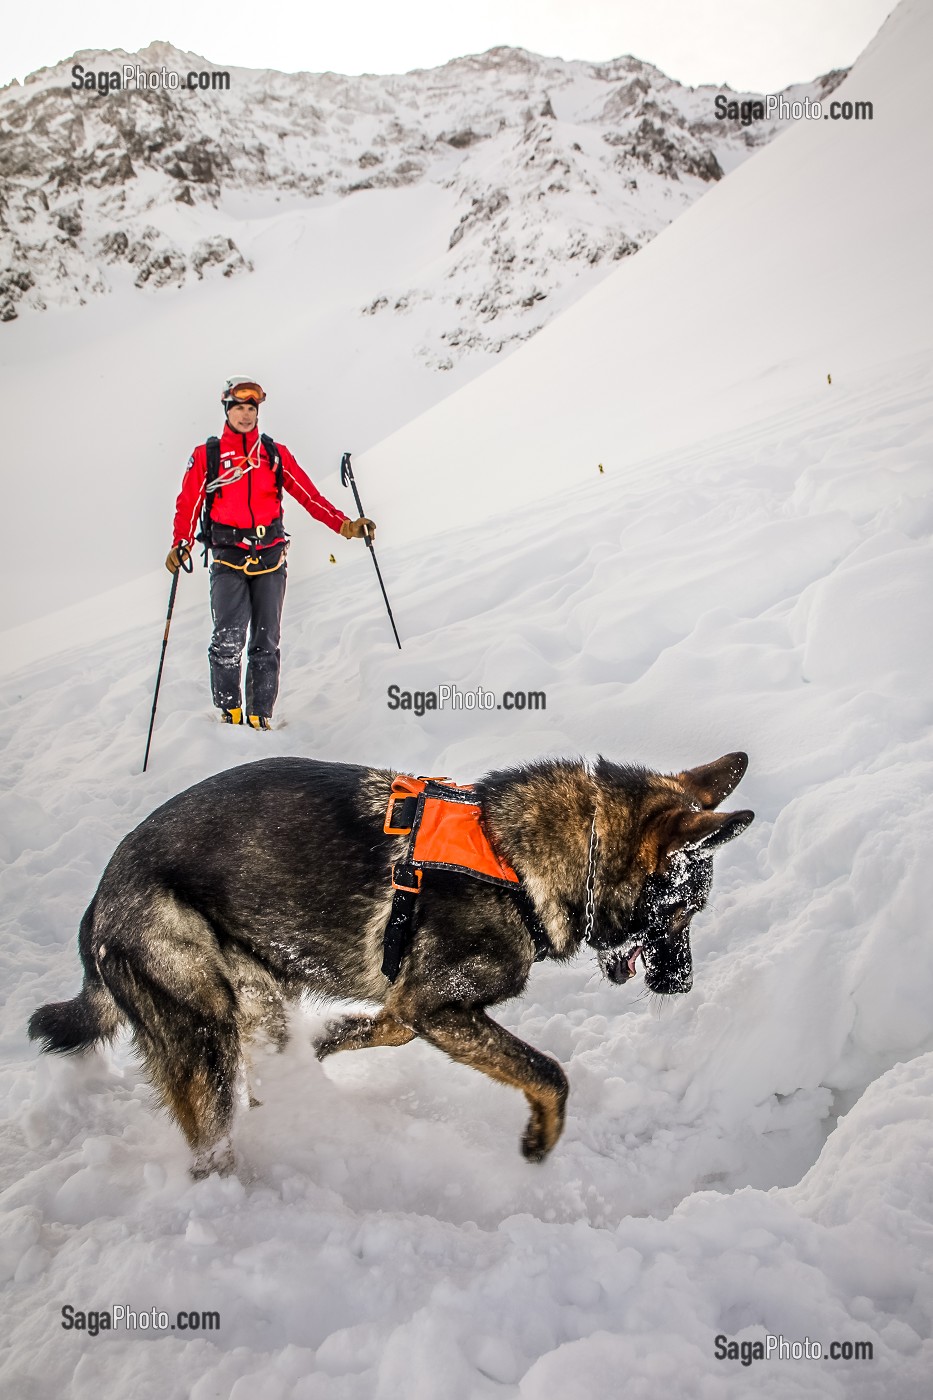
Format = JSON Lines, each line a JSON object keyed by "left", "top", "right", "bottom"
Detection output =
{"left": 213, "top": 546, "right": 285, "bottom": 577}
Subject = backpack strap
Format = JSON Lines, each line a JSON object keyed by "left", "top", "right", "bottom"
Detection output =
{"left": 197, "top": 436, "right": 221, "bottom": 566}
{"left": 261, "top": 433, "right": 283, "bottom": 503}
{"left": 206, "top": 436, "right": 221, "bottom": 477}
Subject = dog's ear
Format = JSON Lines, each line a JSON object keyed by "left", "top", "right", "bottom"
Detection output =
{"left": 667, "top": 808, "right": 755, "bottom": 853}
{"left": 677, "top": 752, "right": 748, "bottom": 809}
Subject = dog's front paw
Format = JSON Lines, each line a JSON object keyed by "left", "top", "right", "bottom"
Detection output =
{"left": 521, "top": 1109, "right": 553, "bottom": 1163}
{"left": 521, "top": 1092, "right": 566, "bottom": 1163}
{"left": 313, "top": 1022, "right": 344, "bottom": 1061}
{"left": 521, "top": 1132, "right": 549, "bottom": 1163}
{"left": 314, "top": 1014, "right": 363, "bottom": 1060}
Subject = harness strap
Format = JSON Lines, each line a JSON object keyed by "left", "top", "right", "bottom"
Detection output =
{"left": 508, "top": 884, "right": 553, "bottom": 963}
{"left": 214, "top": 553, "right": 285, "bottom": 577}
{"left": 380, "top": 871, "right": 553, "bottom": 983}
{"left": 381, "top": 880, "right": 420, "bottom": 981}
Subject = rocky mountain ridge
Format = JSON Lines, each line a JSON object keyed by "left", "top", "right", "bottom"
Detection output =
{"left": 0, "top": 42, "right": 846, "bottom": 363}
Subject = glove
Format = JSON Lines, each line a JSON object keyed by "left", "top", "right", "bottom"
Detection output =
{"left": 340, "top": 517, "right": 376, "bottom": 540}
{"left": 165, "top": 544, "right": 191, "bottom": 573}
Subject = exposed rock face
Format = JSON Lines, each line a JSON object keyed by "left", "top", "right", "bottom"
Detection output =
{"left": 0, "top": 41, "right": 844, "bottom": 359}
{"left": 190, "top": 235, "right": 250, "bottom": 279}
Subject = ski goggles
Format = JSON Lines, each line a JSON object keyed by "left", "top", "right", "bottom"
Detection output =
{"left": 223, "top": 380, "right": 266, "bottom": 406}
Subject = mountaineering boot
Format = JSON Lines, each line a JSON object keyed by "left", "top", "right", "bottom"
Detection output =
{"left": 247, "top": 715, "right": 272, "bottom": 730}
{"left": 221, "top": 707, "right": 243, "bottom": 725}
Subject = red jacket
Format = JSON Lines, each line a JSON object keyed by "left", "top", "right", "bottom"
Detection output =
{"left": 173, "top": 425, "right": 348, "bottom": 547}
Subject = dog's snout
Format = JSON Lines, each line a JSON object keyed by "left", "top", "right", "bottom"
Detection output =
{"left": 598, "top": 946, "right": 644, "bottom": 985}
{"left": 606, "top": 956, "right": 634, "bottom": 985}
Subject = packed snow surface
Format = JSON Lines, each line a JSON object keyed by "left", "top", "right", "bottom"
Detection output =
{"left": 4, "top": 341, "right": 932, "bottom": 1398}
{"left": 2, "top": 1, "right": 932, "bottom": 1396}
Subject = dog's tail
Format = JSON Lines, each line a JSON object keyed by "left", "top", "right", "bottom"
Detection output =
{"left": 28, "top": 901, "right": 125, "bottom": 1054}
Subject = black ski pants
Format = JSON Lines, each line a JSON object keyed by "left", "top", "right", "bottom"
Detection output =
{"left": 208, "top": 556, "right": 286, "bottom": 717}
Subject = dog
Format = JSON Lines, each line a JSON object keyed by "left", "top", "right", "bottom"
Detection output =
{"left": 29, "top": 752, "right": 753, "bottom": 1176}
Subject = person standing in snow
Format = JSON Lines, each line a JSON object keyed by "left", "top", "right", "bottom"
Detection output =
{"left": 166, "top": 377, "right": 374, "bottom": 729}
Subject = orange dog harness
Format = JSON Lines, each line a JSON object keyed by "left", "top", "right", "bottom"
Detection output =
{"left": 384, "top": 775, "right": 520, "bottom": 888}
{"left": 381, "top": 775, "right": 549, "bottom": 980}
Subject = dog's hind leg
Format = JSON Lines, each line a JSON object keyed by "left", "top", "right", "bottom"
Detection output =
{"left": 134, "top": 1022, "right": 239, "bottom": 1179}
{"left": 98, "top": 893, "right": 243, "bottom": 1178}
{"left": 415, "top": 1007, "right": 568, "bottom": 1162}
{"left": 227, "top": 950, "right": 289, "bottom": 1107}
{"left": 314, "top": 1012, "right": 415, "bottom": 1061}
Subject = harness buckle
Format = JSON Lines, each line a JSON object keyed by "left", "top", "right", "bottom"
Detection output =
{"left": 391, "top": 862, "right": 422, "bottom": 894}
{"left": 384, "top": 794, "right": 416, "bottom": 835}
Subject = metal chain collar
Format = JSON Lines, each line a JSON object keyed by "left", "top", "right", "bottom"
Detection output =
{"left": 582, "top": 811, "right": 600, "bottom": 944}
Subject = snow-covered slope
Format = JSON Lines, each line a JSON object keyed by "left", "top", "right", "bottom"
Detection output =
{"left": 2, "top": 2, "right": 932, "bottom": 1395}
{"left": 3, "top": 341, "right": 931, "bottom": 1397}
{"left": 356, "top": 0, "right": 930, "bottom": 545}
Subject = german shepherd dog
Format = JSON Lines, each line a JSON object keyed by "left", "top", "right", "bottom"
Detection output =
{"left": 29, "top": 753, "right": 753, "bottom": 1176}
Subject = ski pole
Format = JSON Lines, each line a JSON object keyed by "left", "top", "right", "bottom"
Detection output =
{"left": 143, "top": 549, "right": 192, "bottom": 772}
{"left": 340, "top": 451, "right": 402, "bottom": 649}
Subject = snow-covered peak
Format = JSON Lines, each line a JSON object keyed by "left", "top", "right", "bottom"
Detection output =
{"left": 0, "top": 41, "right": 843, "bottom": 367}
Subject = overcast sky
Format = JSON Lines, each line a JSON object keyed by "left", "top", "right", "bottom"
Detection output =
{"left": 5, "top": 0, "right": 896, "bottom": 91}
